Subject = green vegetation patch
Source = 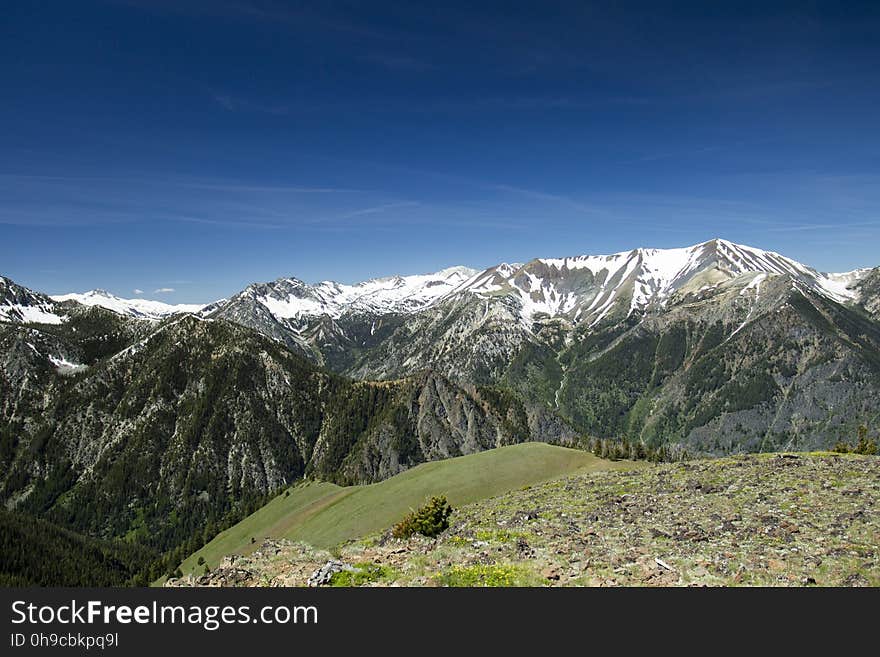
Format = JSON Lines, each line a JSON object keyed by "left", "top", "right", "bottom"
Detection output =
{"left": 435, "top": 564, "right": 531, "bottom": 587}
{"left": 329, "top": 563, "right": 394, "bottom": 587}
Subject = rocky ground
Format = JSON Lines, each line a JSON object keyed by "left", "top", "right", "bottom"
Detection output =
{"left": 167, "top": 453, "right": 880, "bottom": 587}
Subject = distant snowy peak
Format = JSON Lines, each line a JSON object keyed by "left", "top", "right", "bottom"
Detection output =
{"left": 208, "top": 240, "right": 873, "bottom": 332}
{"left": 5, "top": 240, "right": 875, "bottom": 334}
{"left": 533, "top": 239, "right": 826, "bottom": 290}
{"left": 450, "top": 239, "right": 867, "bottom": 327}
{"left": 51, "top": 290, "right": 205, "bottom": 321}
{"left": 246, "top": 265, "right": 479, "bottom": 319}
{"left": 822, "top": 267, "right": 874, "bottom": 300}
{"left": 0, "top": 276, "right": 65, "bottom": 324}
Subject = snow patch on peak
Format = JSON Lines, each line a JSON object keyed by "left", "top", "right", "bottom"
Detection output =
{"left": 52, "top": 291, "right": 205, "bottom": 320}
{"left": 819, "top": 268, "right": 872, "bottom": 301}
{"left": 3, "top": 304, "right": 65, "bottom": 324}
{"left": 446, "top": 239, "right": 868, "bottom": 327}
{"left": 435, "top": 265, "right": 479, "bottom": 278}
{"left": 251, "top": 266, "right": 480, "bottom": 320}
{"left": 0, "top": 277, "right": 66, "bottom": 324}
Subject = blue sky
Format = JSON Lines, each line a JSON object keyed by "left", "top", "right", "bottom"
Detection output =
{"left": 2, "top": 1, "right": 879, "bottom": 302}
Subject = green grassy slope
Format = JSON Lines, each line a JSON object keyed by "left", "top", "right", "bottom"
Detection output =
{"left": 177, "top": 443, "right": 639, "bottom": 577}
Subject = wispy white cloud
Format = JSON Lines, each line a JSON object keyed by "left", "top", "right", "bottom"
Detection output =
{"left": 361, "top": 53, "right": 434, "bottom": 72}
{"left": 153, "top": 288, "right": 175, "bottom": 294}
{"left": 133, "top": 288, "right": 144, "bottom": 295}
{"left": 759, "top": 220, "right": 880, "bottom": 233}
{"left": 621, "top": 146, "right": 721, "bottom": 164}
{"left": 0, "top": 173, "right": 360, "bottom": 194}
{"left": 311, "top": 201, "right": 420, "bottom": 223}
{"left": 178, "top": 181, "right": 359, "bottom": 193}
{"left": 488, "top": 184, "right": 610, "bottom": 217}
{"left": 211, "top": 93, "right": 291, "bottom": 115}
{"left": 343, "top": 201, "right": 419, "bottom": 218}
{"left": 170, "top": 215, "right": 285, "bottom": 229}
{"left": 108, "top": 0, "right": 389, "bottom": 39}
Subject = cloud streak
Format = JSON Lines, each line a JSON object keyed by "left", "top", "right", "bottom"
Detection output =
{"left": 153, "top": 287, "right": 175, "bottom": 294}
{"left": 170, "top": 215, "right": 285, "bottom": 229}
{"left": 308, "top": 201, "right": 420, "bottom": 224}
{"left": 759, "top": 220, "right": 880, "bottom": 233}
{"left": 110, "top": 0, "right": 390, "bottom": 39}
{"left": 0, "top": 173, "right": 360, "bottom": 194}
{"left": 488, "top": 184, "right": 611, "bottom": 217}
{"left": 211, "top": 93, "right": 291, "bottom": 115}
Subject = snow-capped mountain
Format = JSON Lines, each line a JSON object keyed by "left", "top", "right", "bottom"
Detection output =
{"left": 6, "top": 240, "right": 874, "bottom": 335}
{"left": 188, "top": 238, "right": 879, "bottom": 374}
{"left": 200, "top": 265, "right": 480, "bottom": 361}
{"left": 212, "top": 265, "right": 478, "bottom": 320}
{"left": 51, "top": 290, "right": 206, "bottom": 321}
{"left": 448, "top": 238, "right": 869, "bottom": 328}
{"left": 204, "top": 239, "right": 871, "bottom": 337}
{"left": 0, "top": 276, "right": 66, "bottom": 324}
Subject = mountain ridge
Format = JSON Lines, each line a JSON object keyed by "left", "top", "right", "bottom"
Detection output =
{"left": 21, "top": 238, "right": 873, "bottom": 326}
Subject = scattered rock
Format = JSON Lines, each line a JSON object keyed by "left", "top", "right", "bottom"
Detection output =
{"left": 655, "top": 558, "right": 675, "bottom": 572}
{"left": 182, "top": 567, "right": 254, "bottom": 587}
{"left": 307, "top": 560, "right": 346, "bottom": 587}
{"left": 541, "top": 567, "right": 560, "bottom": 581}
{"left": 842, "top": 573, "right": 870, "bottom": 587}
{"left": 512, "top": 509, "right": 540, "bottom": 524}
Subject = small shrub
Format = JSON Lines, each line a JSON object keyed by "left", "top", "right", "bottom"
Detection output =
{"left": 833, "top": 426, "right": 878, "bottom": 455}
{"left": 196, "top": 556, "right": 205, "bottom": 566}
{"left": 392, "top": 495, "right": 453, "bottom": 539}
{"left": 857, "top": 438, "right": 878, "bottom": 455}
{"left": 855, "top": 425, "right": 877, "bottom": 455}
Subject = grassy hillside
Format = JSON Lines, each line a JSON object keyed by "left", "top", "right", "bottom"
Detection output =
{"left": 175, "top": 443, "right": 638, "bottom": 577}
{"left": 171, "top": 452, "right": 880, "bottom": 588}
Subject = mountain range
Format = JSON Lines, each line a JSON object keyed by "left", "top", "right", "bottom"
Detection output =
{"left": 2, "top": 238, "right": 879, "bottom": 583}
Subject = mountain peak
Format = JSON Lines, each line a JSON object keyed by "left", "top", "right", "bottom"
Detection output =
{"left": 446, "top": 238, "right": 866, "bottom": 329}
{"left": 0, "top": 276, "right": 65, "bottom": 324}
{"left": 434, "top": 265, "right": 479, "bottom": 278}
{"left": 226, "top": 266, "right": 481, "bottom": 321}
{"left": 51, "top": 291, "right": 205, "bottom": 321}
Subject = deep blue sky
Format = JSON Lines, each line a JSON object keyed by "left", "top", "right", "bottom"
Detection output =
{"left": 2, "top": 1, "right": 879, "bottom": 302}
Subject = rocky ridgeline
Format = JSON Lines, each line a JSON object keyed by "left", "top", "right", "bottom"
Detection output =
{"left": 167, "top": 453, "right": 879, "bottom": 587}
